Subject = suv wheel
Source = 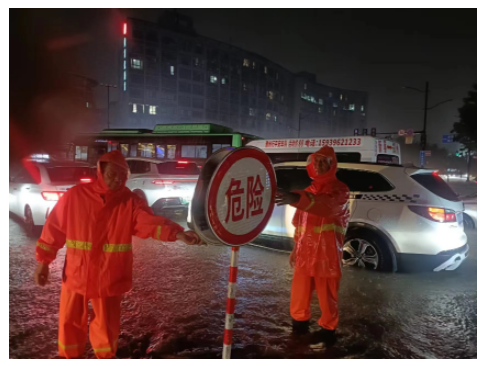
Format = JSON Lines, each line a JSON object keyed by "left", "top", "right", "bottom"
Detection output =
{"left": 24, "top": 206, "right": 38, "bottom": 237}
{"left": 462, "top": 213, "right": 475, "bottom": 230}
{"left": 343, "top": 230, "right": 392, "bottom": 271}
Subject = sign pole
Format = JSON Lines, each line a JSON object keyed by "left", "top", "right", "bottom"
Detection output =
{"left": 222, "top": 246, "right": 240, "bottom": 359}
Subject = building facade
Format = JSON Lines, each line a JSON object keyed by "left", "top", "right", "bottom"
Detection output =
{"left": 117, "top": 12, "right": 368, "bottom": 138}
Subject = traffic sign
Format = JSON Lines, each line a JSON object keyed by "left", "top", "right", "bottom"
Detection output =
{"left": 406, "top": 129, "right": 415, "bottom": 137}
{"left": 442, "top": 134, "right": 454, "bottom": 143}
{"left": 420, "top": 150, "right": 426, "bottom": 167}
{"left": 398, "top": 129, "right": 406, "bottom": 136}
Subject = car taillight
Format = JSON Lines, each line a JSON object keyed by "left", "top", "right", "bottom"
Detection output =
{"left": 80, "top": 177, "right": 92, "bottom": 183}
{"left": 408, "top": 206, "right": 456, "bottom": 223}
{"left": 177, "top": 161, "right": 189, "bottom": 164}
{"left": 41, "top": 191, "right": 64, "bottom": 201}
{"left": 152, "top": 179, "right": 174, "bottom": 185}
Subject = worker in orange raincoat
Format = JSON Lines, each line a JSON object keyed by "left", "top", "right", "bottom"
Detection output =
{"left": 33, "top": 150, "right": 202, "bottom": 359}
{"left": 276, "top": 145, "right": 350, "bottom": 340}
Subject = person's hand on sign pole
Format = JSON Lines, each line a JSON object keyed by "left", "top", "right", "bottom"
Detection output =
{"left": 275, "top": 190, "right": 301, "bottom": 206}
{"left": 176, "top": 231, "right": 204, "bottom": 245}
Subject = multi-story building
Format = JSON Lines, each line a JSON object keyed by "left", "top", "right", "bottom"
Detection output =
{"left": 117, "top": 11, "right": 368, "bottom": 138}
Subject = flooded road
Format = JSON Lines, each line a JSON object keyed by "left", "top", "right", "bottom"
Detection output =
{"left": 9, "top": 217, "right": 477, "bottom": 358}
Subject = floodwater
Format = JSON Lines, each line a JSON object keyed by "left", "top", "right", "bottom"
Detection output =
{"left": 9, "top": 217, "right": 477, "bottom": 359}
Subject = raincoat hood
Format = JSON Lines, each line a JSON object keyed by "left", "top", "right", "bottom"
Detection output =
{"left": 307, "top": 145, "right": 338, "bottom": 182}
{"left": 95, "top": 150, "right": 130, "bottom": 193}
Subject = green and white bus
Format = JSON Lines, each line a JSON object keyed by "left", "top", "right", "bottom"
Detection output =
{"left": 73, "top": 123, "right": 261, "bottom": 167}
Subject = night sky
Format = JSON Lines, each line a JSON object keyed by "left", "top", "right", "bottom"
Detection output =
{"left": 10, "top": 9, "right": 476, "bottom": 154}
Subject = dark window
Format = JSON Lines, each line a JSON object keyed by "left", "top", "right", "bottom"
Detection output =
{"left": 275, "top": 167, "right": 311, "bottom": 192}
{"left": 127, "top": 160, "right": 151, "bottom": 174}
{"left": 411, "top": 173, "right": 460, "bottom": 201}
{"left": 157, "top": 162, "right": 200, "bottom": 175}
{"left": 336, "top": 169, "right": 394, "bottom": 192}
{"left": 377, "top": 154, "right": 400, "bottom": 165}
{"left": 46, "top": 167, "right": 93, "bottom": 183}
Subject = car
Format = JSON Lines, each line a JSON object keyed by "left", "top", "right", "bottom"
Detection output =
{"left": 9, "top": 158, "right": 96, "bottom": 236}
{"left": 188, "top": 161, "right": 468, "bottom": 272}
{"left": 125, "top": 158, "right": 199, "bottom": 215}
{"left": 461, "top": 193, "right": 477, "bottom": 230}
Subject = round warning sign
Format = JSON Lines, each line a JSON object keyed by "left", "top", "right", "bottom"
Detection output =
{"left": 206, "top": 147, "right": 276, "bottom": 246}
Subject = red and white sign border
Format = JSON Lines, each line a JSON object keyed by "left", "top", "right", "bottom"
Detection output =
{"left": 206, "top": 147, "right": 276, "bottom": 246}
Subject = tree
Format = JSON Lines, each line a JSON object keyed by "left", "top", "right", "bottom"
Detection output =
{"left": 452, "top": 84, "right": 477, "bottom": 181}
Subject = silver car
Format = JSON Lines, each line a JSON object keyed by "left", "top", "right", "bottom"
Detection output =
{"left": 125, "top": 158, "right": 199, "bottom": 215}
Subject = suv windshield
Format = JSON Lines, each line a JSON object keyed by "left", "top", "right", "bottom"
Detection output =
{"left": 47, "top": 167, "right": 95, "bottom": 183}
{"left": 411, "top": 173, "right": 460, "bottom": 202}
{"left": 157, "top": 162, "right": 200, "bottom": 175}
{"left": 276, "top": 167, "right": 312, "bottom": 192}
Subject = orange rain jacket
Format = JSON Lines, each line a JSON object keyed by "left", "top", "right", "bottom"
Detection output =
{"left": 291, "top": 146, "right": 350, "bottom": 278}
{"left": 35, "top": 150, "right": 185, "bottom": 298}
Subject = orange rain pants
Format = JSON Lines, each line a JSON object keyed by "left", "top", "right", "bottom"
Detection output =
{"left": 290, "top": 268, "right": 340, "bottom": 330}
{"left": 58, "top": 285, "right": 122, "bottom": 359}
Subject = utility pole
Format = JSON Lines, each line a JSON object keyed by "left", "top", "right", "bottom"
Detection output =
{"left": 99, "top": 83, "right": 117, "bottom": 129}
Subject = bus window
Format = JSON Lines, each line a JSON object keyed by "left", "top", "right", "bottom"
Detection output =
{"left": 120, "top": 144, "right": 129, "bottom": 157}
{"left": 167, "top": 145, "right": 176, "bottom": 159}
{"left": 108, "top": 142, "right": 119, "bottom": 152}
{"left": 75, "top": 146, "right": 88, "bottom": 161}
{"left": 212, "top": 144, "right": 231, "bottom": 153}
{"left": 377, "top": 154, "right": 399, "bottom": 165}
{"left": 138, "top": 143, "right": 155, "bottom": 158}
{"left": 156, "top": 145, "right": 165, "bottom": 159}
{"left": 181, "top": 145, "right": 208, "bottom": 158}
{"left": 130, "top": 144, "right": 137, "bottom": 157}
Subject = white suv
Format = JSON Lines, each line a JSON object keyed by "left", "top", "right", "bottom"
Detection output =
{"left": 125, "top": 158, "right": 199, "bottom": 215}
{"left": 9, "top": 160, "right": 96, "bottom": 236}
{"left": 253, "top": 161, "right": 468, "bottom": 272}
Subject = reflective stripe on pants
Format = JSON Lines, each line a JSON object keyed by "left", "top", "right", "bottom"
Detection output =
{"left": 58, "top": 285, "right": 122, "bottom": 359}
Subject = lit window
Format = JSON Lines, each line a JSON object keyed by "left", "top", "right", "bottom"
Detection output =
{"left": 266, "top": 113, "right": 271, "bottom": 120}
{"left": 333, "top": 102, "right": 338, "bottom": 108}
{"left": 132, "top": 104, "right": 138, "bottom": 113}
{"left": 329, "top": 92, "right": 333, "bottom": 97}
{"left": 86, "top": 102, "right": 90, "bottom": 108}
{"left": 274, "top": 115, "right": 277, "bottom": 122}
{"left": 349, "top": 104, "right": 355, "bottom": 111}
{"left": 123, "top": 60, "right": 126, "bottom": 70}
{"left": 123, "top": 38, "right": 126, "bottom": 47}
{"left": 149, "top": 105, "right": 157, "bottom": 115}
{"left": 361, "top": 105, "right": 365, "bottom": 112}
{"left": 243, "top": 59, "right": 250, "bottom": 67}
{"left": 252, "top": 61, "right": 256, "bottom": 69}
{"left": 319, "top": 98, "right": 323, "bottom": 105}
{"left": 123, "top": 81, "right": 126, "bottom": 91}
{"left": 264, "top": 66, "right": 268, "bottom": 74}
{"left": 222, "top": 78, "right": 227, "bottom": 85}
{"left": 310, "top": 96, "right": 316, "bottom": 103}
{"left": 304, "top": 83, "right": 307, "bottom": 90}
{"left": 123, "top": 49, "right": 126, "bottom": 58}
{"left": 243, "top": 83, "right": 247, "bottom": 91}
{"left": 267, "top": 91, "right": 274, "bottom": 100}
{"left": 318, "top": 107, "right": 322, "bottom": 113}
{"left": 210, "top": 75, "right": 217, "bottom": 83}
{"left": 249, "top": 108, "right": 255, "bottom": 116}
{"left": 123, "top": 71, "right": 126, "bottom": 81}
{"left": 340, "top": 94, "right": 343, "bottom": 100}
{"left": 170, "top": 66, "right": 175, "bottom": 75}
{"left": 131, "top": 58, "right": 143, "bottom": 69}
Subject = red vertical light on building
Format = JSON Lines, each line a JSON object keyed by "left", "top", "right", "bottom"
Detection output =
{"left": 123, "top": 22, "right": 127, "bottom": 35}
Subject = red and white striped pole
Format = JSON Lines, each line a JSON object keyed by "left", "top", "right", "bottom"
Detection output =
{"left": 222, "top": 246, "right": 240, "bottom": 359}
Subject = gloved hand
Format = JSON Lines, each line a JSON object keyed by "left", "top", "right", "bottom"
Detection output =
{"left": 176, "top": 231, "right": 204, "bottom": 245}
{"left": 34, "top": 263, "right": 50, "bottom": 286}
{"left": 275, "top": 190, "right": 301, "bottom": 206}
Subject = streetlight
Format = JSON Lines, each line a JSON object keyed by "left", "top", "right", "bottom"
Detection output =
{"left": 99, "top": 83, "right": 118, "bottom": 129}
{"left": 402, "top": 82, "right": 453, "bottom": 159}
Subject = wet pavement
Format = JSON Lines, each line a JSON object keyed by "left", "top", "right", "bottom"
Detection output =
{"left": 9, "top": 216, "right": 477, "bottom": 359}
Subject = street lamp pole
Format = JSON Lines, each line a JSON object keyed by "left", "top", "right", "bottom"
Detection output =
{"left": 99, "top": 83, "right": 117, "bottom": 129}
